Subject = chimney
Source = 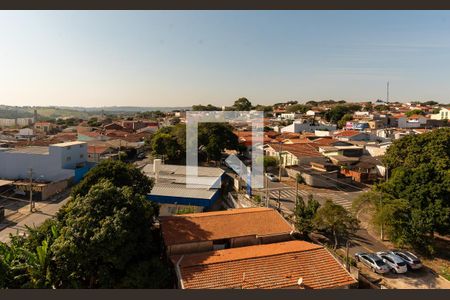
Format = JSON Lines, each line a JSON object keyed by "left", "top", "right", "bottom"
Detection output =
{"left": 153, "top": 158, "right": 162, "bottom": 183}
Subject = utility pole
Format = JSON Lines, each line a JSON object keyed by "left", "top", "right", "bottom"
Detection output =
{"left": 386, "top": 81, "right": 390, "bottom": 104}
{"left": 28, "top": 168, "right": 33, "bottom": 213}
{"left": 278, "top": 141, "right": 283, "bottom": 181}
{"left": 379, "top": 191, "right": 384, "bottom": 241}
{"left": 278, "top": 134, "right": 284, "bottom": 182}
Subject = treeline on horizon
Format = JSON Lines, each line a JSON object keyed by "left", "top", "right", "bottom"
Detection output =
{"left": 0, "top": 99, "right": 448, "bottom": 122}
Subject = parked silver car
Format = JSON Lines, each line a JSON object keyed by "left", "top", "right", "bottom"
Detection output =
{"left": 376, "top": 251, "right": 408, "bottom": 274}
{"left": 389, "top": 250, "right": 423, "bottom": 270}
{"left": 354, "top": 252, "right": 391, "bottom": 274}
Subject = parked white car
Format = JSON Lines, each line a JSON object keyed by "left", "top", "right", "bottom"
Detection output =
{"left": 376, "top": 251, "right": 408, "bottom": 274}
{"left": 389, "top": 250, "right": 423, "bottom": 270}
{"left": 355, "top": 252, "right": 391, "bottom": 274}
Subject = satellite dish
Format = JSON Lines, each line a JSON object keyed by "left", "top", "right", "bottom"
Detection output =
{"left": 297, "top": 278, "right": 303, "bottom": 286}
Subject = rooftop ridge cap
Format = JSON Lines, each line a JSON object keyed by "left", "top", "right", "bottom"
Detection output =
{"left": 181, "top": 242, "right": 324, "bottom": 268}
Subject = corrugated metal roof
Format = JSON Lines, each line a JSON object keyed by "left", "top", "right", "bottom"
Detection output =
{"left": 143, "top": 164, "right": 224, "bottom": 177}
{"left": 150, "top": 182, "right": 217, "bottom": 199}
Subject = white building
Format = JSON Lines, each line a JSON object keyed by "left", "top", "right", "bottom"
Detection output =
{"left": 17, "top": 117, "right": 34, "bottom": 127}
{"left": 306, "top": 110, "right": 320, "bottom": 117}
{"left": 430, "top": 108, "right": 450, "bottom": 120}
{"left": 279, "top": 113, "right": 297, "bottom": 120}
{"left": 0, "top": 119, "right": 16, "bottom": 127}
{"left": 0, "top": 141, "right": 88, "bottom": 182}
{"left": 15, "top": 128, "right": 36, "bottom": 141}
{"left": 397, "top": 115, "right": 428, "bottom": 128}
{"left": 0, "top": 117, "right": 34, "bottom": 128}
{"left": 280, "top": 119, "right": 336, "bottom": 133}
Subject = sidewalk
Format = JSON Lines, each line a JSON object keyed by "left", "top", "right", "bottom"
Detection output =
{"left": 0, "top": 194, "right": 70, "bottom": 243}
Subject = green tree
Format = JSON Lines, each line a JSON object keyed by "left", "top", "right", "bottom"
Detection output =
{"left": 374, "top": 104, "right": 389, "bottom": 112}
{"left": 71, "top": 159, "right": 154, "bottom": 199}
{"left": 192, "top": 104, "right": 221, "bottom": 111}
{"left": 323, "top": 104, "right": 361, "bottom": 124}
{"left": 286, "top": 104, "right": 311, "bottom": 114}
{"left": 337, "top": 113, "right": 353, "bottom": 129}
{"left": 151, "top": 132, "right": 182, "bottom": 161}
{"left": 263, "top": 156, "right": 279, "bottom": 172}
{"left": 294, "top": 195, "right": 320, "bottom": 237}
{"left": 87, "top": 117, "right": 102, "bottom": 127}
{"left": 313, "top": 200, "right": 359, "bottom": 249}
{"left": 422, "top": 101, "right": 439, "bottom": 106}
{"left": 198, "top": 123, "right": 240, "bottom": 162}
{"left": 405, "top": 109, "right": 425, "bottom": 117}
{"left": 52, "top": 179, "right": 168, "bottom": 288}
{"left": 359, "top": 129, "right": 450, "bottom": 253}
{"left": 253, "top": 104, "right": 273, "bottom": 113}
{"left": 233, "top": 97, "right": 252, "bottom": 111}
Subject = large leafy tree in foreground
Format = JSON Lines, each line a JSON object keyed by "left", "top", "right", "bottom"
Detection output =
{"left": 71, "top": 159, "right": 154, "bottom": 198}
{"left": 53, "top": 180, "right": 168, "bottom": 288}
{"left": 0, "top": 160, "right": 171, "bottom": 288}
{"left": 355, "top": 128, "right": 450, "bottom": 253}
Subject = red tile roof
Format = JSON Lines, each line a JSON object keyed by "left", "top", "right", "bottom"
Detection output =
{"left": 87, "top": 145, "right": 110, "bottom": 154}
{"left": 174, "top": 240, "right": 356, "bottom": 289}
{"left": 408, "top": 114, "right": 426, "bottom": 119}
{"left": 334, "top": 130, "right": 363, "bottom": 137}
{"left": 161, "top": 208, "right": 293, "bottom": 246}
{"left": 282, "top": 138, "right": 311, "bottom": 144}
{"left": 80, "top": 131, "right": 104, "bottom": 138}
{"left": 268, "top": 143, "right": 322, "bottom": 158}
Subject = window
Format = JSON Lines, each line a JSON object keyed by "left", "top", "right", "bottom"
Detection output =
{"left": 374, "top": 260, "right": 385, "bottom": 267}
{"left": 80, "top": 154, "right": 84, "bottom": 159}
{"left": 66, "top": 146, "right": 71, "bottom": 150}
{"left": 66, "top": 156, "right": 71, "bottom": 161}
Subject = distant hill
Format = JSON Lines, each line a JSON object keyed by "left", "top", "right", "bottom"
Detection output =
{"left": 57, "top": 106, "right": 190, "bottom": 113}
{"left": 0, "top": 105, "right": 190, "bottom": 120}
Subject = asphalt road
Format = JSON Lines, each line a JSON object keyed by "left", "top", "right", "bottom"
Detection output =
{"left": 0, "top": 195, "right": 70, "bottom": 243}
{"left": 256, "top": 179, "right": 366, "bottom": 212}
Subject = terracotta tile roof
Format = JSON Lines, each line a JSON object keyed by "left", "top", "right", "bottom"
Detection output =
{"left": 87, "top": 145, "right": 110, "bottom": 154}
{"left": 311, "top": 137, "right": 338, "bottom": 146}
{"left": 268, "top": 143, "right": 322, "bottom": 158}
{"left": 334, "top": 130, "right": 363, "bottom": 137}
{"left": 104, "top": 129, "right": 130, "bottom": 137}
{"left": 392, "top": 113, "right": 406, "bottom": 119}
{"left": 80, "top": 131, "right": 104, "bottom": 138}
{"left": 407, "top": 114, "right": 426, "bottom": 119}
{"left": 282, "top": 138, "right": 311, "bottom": 144}
{"left": 174, "top": 240, "right": 356, "bottom": 289}
{"left": 160, "top": 208, "right": 293, "bottom": 246}
{"left": 239, "top": 136, "right": 274, "bottom": 147}
{"left": 264, "top": 131, "right": 280, "bottom": 138}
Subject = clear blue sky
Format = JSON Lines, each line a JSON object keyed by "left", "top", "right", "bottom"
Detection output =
{"left": 1, "top": 11, "right": 450, "bottom": 107}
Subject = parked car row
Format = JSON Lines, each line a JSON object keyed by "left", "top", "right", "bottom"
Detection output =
{"left": 355, "top": 250, "right": 422, "bottom": 274}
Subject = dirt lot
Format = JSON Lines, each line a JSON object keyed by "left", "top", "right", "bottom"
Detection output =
{"left": 357, "top": 262, "right": 450, "bottom": 289}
